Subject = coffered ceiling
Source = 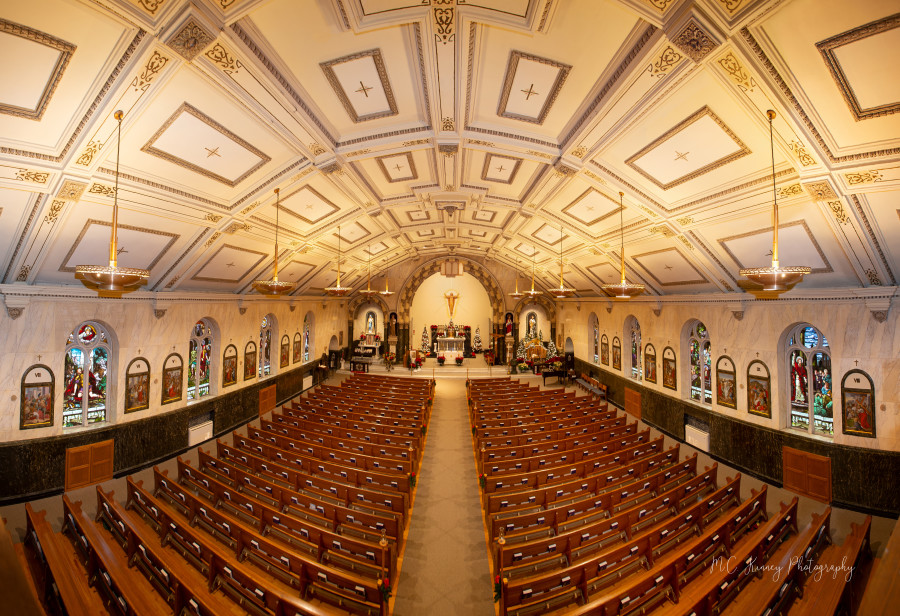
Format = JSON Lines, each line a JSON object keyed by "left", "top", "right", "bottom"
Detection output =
{"left": 0, "top": 0, "right": 897, "bottom": 301}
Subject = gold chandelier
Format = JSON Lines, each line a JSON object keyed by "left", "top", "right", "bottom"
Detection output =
{"left": 358, "top": 245, "right": 379, "bottom": 297}
{"left": 601, "top": 192, "right": 645, "bottom": 299}
{"left": 548, "top": 226, "right": 575, "bottom": 298}
{"left": 524, "top": 252, "right": 541, "bottom": 298}
{"left": 509, "top": 257, "right": 524, "bottom": 299}
{"left": 739, "top": 110, "right": 811, "bottom": 299}
{"left": 75, "top": 110, "right": 149, "bottom": 297}
{"left": 324, "top": 225, "right": 351, "bottom": 296}
{"left": 379, "top": 271, "right": 394, "bottom": 296}
{"left": 252, "top": 188, "right": 296, "bottom": 295}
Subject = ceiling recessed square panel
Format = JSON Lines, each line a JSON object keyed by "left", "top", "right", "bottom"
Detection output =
{"left": 561, "top": 188, "right": 621, "bottom": 226}
{"left": 626, "top": 106, "right": 750, "bottom": 190}
{"left": 632, "top": 247, "right": 708, "bottom": 286}
{"left": 142, "top": 103, "right": 271, "bottom": 187}
{"left": 587, "top": 262, "right": 622, "bottom": 284}
{"left": 320, "top": 49, "right": 398, "bottom": 123}
{"left": 497, "top": 51, "right": 571, "bottom": 124}
{"left": 0, "top": 19, "right": 74, "bottom": 120}
{"left": 276, "top": 260, "right": 315, "bottom": 284}
{"left": 60, "top": 220, "right": 177, "bottom": 273}
{"left": 417, "top": 229, "right": 435, "bottom": 238}
{"left": 532, "top": 223, "right": 567, "bottom": 246}
{"left": 817, "top": 14, "right": 900, "bottom": 120}
{"left": 192, "top": 244, "right": 268, "bottom": 283}
{"left": 471, "top": 209, "right": 497, "bottom": 223}
{"left": 406, "top": 210, "right": 431, "bottom": 222}
{"left": 336, "top": 221, "right": 371, "bottom": 245}
{"left": 281, "top": 185, "right": 339, "bottom": 225}
{"left": 481, "top": 153, "right": 522, "bottom": 183}
{"left": 719, "top": 221, "right": 831, "bottom": 272}
{"left": 514, "top": 242, "right": 537, "bottom": 257}
{"left": 376, "top": 152, "right": 417, "bottom": 182}
{"left": 366, "top": 242, "right": 388, "bottom": 255}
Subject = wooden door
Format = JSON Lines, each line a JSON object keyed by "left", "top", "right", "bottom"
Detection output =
{"left": 65, "top": 439, "right": 113, "bottom": 491}
{"left": 259, "top": 384, "right": 277, "bottom": 416}
{"left": 625, "top": 387, "right": 641, "bottom": 419}
{"left": 783, "top": 446, "right": 831, "bottom": 503}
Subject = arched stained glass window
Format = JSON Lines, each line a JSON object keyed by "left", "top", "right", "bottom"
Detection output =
{"left": 787, "top": 324, "right": 832, "bottom": 436}
{"left": 188, "top": 319, "right": 212, "bottom": 401}
{"left": 259, "top": 315, "right": 274, "bottom": 377}
{"left": 689, "top": 321, "right": 711, "bottom": 403}
{"left": 589, "top": 313, "right": 599, "bottom": 363}
{"left": 63, "top": 322, "right": 111, "bottom": 428}
{"left": 303, "top": 315, "right": 311, "bottom": 361}
{"left": 629, "top": 318, "right": 641, "bottom": 380}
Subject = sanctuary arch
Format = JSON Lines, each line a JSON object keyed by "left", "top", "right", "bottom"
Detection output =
{"left": 397, "top": 258, "right": 505, "bottom": 324}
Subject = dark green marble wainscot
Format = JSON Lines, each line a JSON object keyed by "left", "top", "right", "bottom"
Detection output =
{"left": 0, "top": 360, "right": 321, "bottom": 503}
{"left": 574, "top": 358, "right": 900, "bottom": 517}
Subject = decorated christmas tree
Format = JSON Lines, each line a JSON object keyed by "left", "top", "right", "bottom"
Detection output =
{"left": 472, "top": 327, "right": 483, "bottom": 352}
{"left": 420, "top": 326, "right": 430, "bottom": 353}
{"left": 516, "top": 339, "right": 526, "bottom": 361}
{"left": 546, "top": 339, "right": 558, "bottom": 358}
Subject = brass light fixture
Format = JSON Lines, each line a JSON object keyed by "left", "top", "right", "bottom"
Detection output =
{"left": 324, "top": 226, "right": 351, "bottom": 296}
{"left": 75, "top": 110, "right": 150, "bottom": 297}
{"left": 252, "top": 188, "right": 296, "bottom": 295}
{"left": 524, "top": 251, "right": 541, "bottom": 298}
{"left": 358, "top": 245, "right": 379, "bottom": 297}
{"left": 739, "top": 110, "right": 811, "bottom": 299}
{"left": 549, "top": 226, "right": 575, "bottom": 298}
{"left": 379, "top": 271, "right": 394, "bottom": 297}
{"left": 601, "top": 191, "right": 645, "bottom": 299}
{"left": 509, "top": 257, "right": 525, "bottom": 299}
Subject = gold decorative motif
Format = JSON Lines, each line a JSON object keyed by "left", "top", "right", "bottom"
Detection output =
{"left": 165, "top": 275, "right": 179, "bottom": 288}
{"left": 16, "top": 265, "right": 30, "bottom": 282}
{"left": 527, "top": 150, "right": 554, "bottom": 160}
{"left": 44, "top": 200, "right": 66, "bottom": 224}
{"left": 583, "top": 169, "right": 608, "bottom": 185}
{"left": 132, "top": 50, "right": 169, "bottom": 92}
{"left": 154, "top": 309, "right": 167, "bottom": 319}
{"left": 76, "top": 141, "right": 102, "bottom": 167}
{"left": 866, "top": 269, "right": 882, "bottom": 285}
{"left": 309, "top": 143, "right": 327, "bottom": 156}
{"left": 223, "top": 222, "right": 250, "bottom": 234}
{"left": 646, "top": 0, "right": 674, "bottom": 10}
{"left": 136, "top": 0, "right": 165, "bottom": 15}
{"left": 651, "top": 46, "right": 682, "bottom": 77}
{"left": 672, "top": 20, "right": 719, "bottom": 63}
{"left": 403, "top": 139, "right": 431, "bottom": 147}
{"left": 571, "top": 146, "right": 587, "bottom": 158}
{"left": 15, "top": 169, "right": 50, "bottom": 184}
{"left": 205, "top": 43, "right": 241, "bottom": 73}
{"left": 803, "top": 181, "right": 837, "bottom": 201}
{"left": 204, "top": 232, "right": 221, "bottom": 248}
{"left": 467, "top": 139, "right": 495, "bottom": 147}
{"left": 433, "top": 6, "right": 454, "bottom": 44}
{"left": 320, "top": 49, "right": 398, "bottom": 123}
{"left": 205, "top": 213, "right": 223, "bottom": 223}
{"left": 438, "top": 144, "right": 458, "bottom": 157}
{"left": 442, "top": 116, "right": 455, "bottom": 131}
{"left": 718, "top": 0, "right": 747, "bottom": 13}
{"left": 678, "top": 236, "right": 694, "bottom": 250}
{"left": 166, "top": 19, "right": 215, "bottom": 62}
{"left": 320, "top": 162, "right": 341, "bottom": 175}
{"left": 345, "top": 149, "right": 370, "bottom": 157}
{"left": 717, "top": 51, "right": 754, "bottom": 91}
{"left": 639, "top": 205, "right": 658, "bottom": 218}
{"left": 220, "top": 0, "right": 236, "bottom": 9}
{"left": 444, "top": 185, "right": 455, "bottom": 191}
{"left": 789, "top": 140, "right": 816, "bottom": 167}
{"left": 0, "top": 19, "right": 75, "bottom": 121}
{"left": 650, "top": 225, "right": 675, "bottom": 237}
{"left": 7, "top": 307, "right": 23, "bottom": 320}
{"left": 676, "top": 216, "right": 693, "bottom": 225}
{"left": 777, "top": 183, "right": 803, "bottom": 198}
{"left": 240, "top": 201, "right": 258, "bottom": 215}
{"left": 497, "top": 50, "right": 571, "bottom": 125}
{"left": 845, "top": 170, "right": 883, "bottom": 185}
{"left": 828, "top": 201, "right": 851, "bottom": 225}
{"left": 56, "top": 180, "right": 87, "bottom": 201}
{"left": 88, "top": 182, "right": 116, "bottom": 198}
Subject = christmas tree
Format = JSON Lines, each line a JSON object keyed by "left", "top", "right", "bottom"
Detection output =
{"left": 420, "top": 326, "right": 430, "bottom": 353}
{"left": 472, "top": 327, "right": 483, "bottom": 352}
{"left": 516, "top": 339, "right": 526, "bottom": 361}
{"left": 547, "top": 339, "right": 558, "bottom": 358}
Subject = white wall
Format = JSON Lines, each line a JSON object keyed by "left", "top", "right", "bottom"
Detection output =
{"left": 408, "top": 272, "right": 493, "bottom": 337}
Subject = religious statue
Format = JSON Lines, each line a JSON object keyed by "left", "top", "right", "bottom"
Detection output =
{"left": 444, "top": 289, "right": 460, "bottom": 319}
{"left": 505, "top": 314, "right": 513, "bottom": 336}
{"left": 528, "top": 313, "right": 536, "bottom": 338}
{"left": 389, "top": 314, "right": 398, "bottom": 337}
{"left": 367, "top": 313, "right": 375, "bottom": 333}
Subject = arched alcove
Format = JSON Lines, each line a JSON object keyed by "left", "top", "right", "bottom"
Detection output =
{"left": 397, "top": 257, "right": 505, "bottom": 323}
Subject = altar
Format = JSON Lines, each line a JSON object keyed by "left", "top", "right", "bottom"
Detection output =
{"left": 435, "top": 337, "right": 465, "bottom": 359}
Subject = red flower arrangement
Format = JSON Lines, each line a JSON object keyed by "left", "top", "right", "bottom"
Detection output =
{"left": 478, "top": 473, "right": 486, "bottom": 489}
{"left": 494, "top": 575, "right": 502, "bottom": 602}
{"left": 377, "top": 577, "right": 392, "bottom": 602}
{"left": 455, "top": 356, "right": 464, "bottom": 365}
{"left": 430, "top": 325, "right": 438, "bottom": 330}
{"left": 409, "top": 471, "right": 417, "bottom": 487}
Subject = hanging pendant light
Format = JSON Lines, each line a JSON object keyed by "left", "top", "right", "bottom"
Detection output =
{"left": 509, "top": 257, "right": 525, "bottom": 299}
{"left": 252, "top": 188, "right": 296, "bottom": 295}
{"left": 75, "top": 110, "right": 150, "bottom": 297}
{"left": 379, "top": 269, "right": 394, "bottom": 297}
{"left": 548, "top": 226, "right": 575, "bottom": 298}
{"left": 524, "top": 251, "right": 541, "bottom": 298}
{"left": 358, "top": 245, "right": 379, "bottom": 297}
{"left": 324, "top": 226, "right": 351, "bottom": 296}
{"left": 601, "top": 192, "right": 645, "bottom": 299}
{"left": 739, "top": 110, "right": 811, "bottom": 299}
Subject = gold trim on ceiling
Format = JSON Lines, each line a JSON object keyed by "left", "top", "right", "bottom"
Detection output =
{"left": 718, "top": 219, "right": 833, "bottom": 274}
{"left": 58, "top": 219, "right": 179, "bottom": 273}
{"left": 141, "top": 102, "right": 271, "bottom": 187}
{"left": 631, "top": 247, "right": 709, "bottom": 286}
{"left": 481, "top": 153, "right": 523, "bottom": 184}
{"left": 0, "top": 18, "right": 75, "bottom": 121}
{"left": 497, "top": 50, "right": 571, "bottom": 125}
{"left": 560, "top": 188, "right": 623, "bottom": 226}
{"left": 279, "top": 185, "right": 340, "bottom": 225}
{"left": 191, "top": 243, "right": 267, "bottom": 283}
{"left": 376, "top": 151, "right": 418, "bottom": 183}
{"left": 320, "top": 49, "right": 399, "bottom": 123}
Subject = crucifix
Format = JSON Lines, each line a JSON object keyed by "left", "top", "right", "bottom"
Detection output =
{"left": 444, "top": 289, "right": 460, "bottom": 319}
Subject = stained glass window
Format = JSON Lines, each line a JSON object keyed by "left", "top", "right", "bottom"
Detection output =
{"left": 689, "top": 321, "right": 711, "bottom": 403}
{"left": 303, "top": 315, "right": 310, "bottom": 362}
{"left": 630, "top": 319, "right": 641, "bottom": 380}
{"left": 63, "top": 321, "right": 110, "bottom": 428}
{"left": 259, "top": 315, "right": 273, "bottom": 377}
{"left": 590, "top": 313, "right": 599, "bottom": 364}
{"left": 787, "top": 324, "right": 832, "bottom": 436}
{"left": 188, "top": 319, "right": 213, "bottom": 401}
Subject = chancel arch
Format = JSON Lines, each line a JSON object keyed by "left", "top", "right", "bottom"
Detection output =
{"left": 397, "top": 257, "right": 505, "bottom": 324}
{"left": 407, "top": 271, "right": 493, "bottom": 350}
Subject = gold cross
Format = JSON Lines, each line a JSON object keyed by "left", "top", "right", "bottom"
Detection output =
{"left": 205, "top": 146, "right": 221, "bottom": 158}
{"left": 496, "top": 165, "right": 505, "bottom": 173}
{"left": 356, "top": 81, "right": 373, "bottom": 97}
{"left": 674, "top": 151, "right": 689, "bottom": 161}
{"left": 394, "top": 164, "right": 404, "bottom": 172}
{"left": 521, "top": 84, "right": 539, "bottom": 100}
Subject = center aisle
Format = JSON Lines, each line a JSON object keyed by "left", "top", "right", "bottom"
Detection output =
{"left": 392, "top": 377, "right": 494, "bottom": 615}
